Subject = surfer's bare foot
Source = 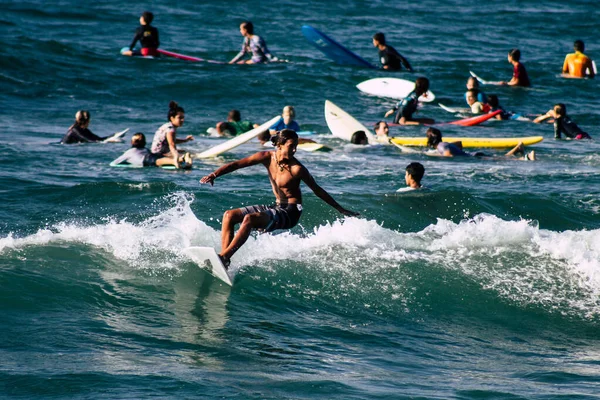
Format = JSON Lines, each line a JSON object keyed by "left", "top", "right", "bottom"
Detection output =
{"left": 218, "top": 255, "right": 230, "bottom": 270}
{"left": 183, "top": 152, "right": 193, "bottom": 169}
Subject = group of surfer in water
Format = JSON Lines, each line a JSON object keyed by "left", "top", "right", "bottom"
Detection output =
{"left": 63, "top": 11, "right": 594, "bottom": 267}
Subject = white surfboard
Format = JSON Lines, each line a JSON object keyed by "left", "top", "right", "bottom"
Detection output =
{"left": 103, "top": 128, "right": 129, "bottom": 143}
{"left": 324, "top": 100, "right": 378, "bottom": 145}
{"left": 356, "top": 78, "right": 435, "bottom": 102}
{"left": 439, "top": 103, "right": 470, "bottom": 114}
{"left": 469, "top": 71, "right": 502, "bottom": 85}
{"left": 183, "top": 246, "right": 233, "bottom": 286}
{"left": 194, "top": 116, "right": 280, "bottom": 159}
{"left": 297, "top": 142, "right": 332, "bottom": 152}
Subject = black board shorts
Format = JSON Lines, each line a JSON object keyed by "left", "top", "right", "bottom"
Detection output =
{"left": 240, "top": 203, "right": 303, "bottom": 232}
{"left": 143, "top": 152, "right": 162, "bottom": 167}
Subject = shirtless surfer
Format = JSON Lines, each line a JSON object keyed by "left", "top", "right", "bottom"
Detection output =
{"left": 199, "top": 129, "right": 358, "bottom": 267}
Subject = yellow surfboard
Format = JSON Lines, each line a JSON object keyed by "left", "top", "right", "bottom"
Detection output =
{"left": 390, "top": 136, "right": 543, "bottom": 148}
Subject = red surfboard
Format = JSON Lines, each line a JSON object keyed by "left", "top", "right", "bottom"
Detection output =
{"left": 156, "top": 49, "right": 225, "bottom": 64}
{"left": 387, "top": 110, "right": 501, "bottom": 127}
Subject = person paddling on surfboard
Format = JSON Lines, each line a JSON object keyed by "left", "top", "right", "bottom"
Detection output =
{"left": 112, "top": 133, "right": 192, "bottom": 169}
{"left": 499, "top": 49, "right": 530, "bottom": 87}
{"left": 384, "top": 77, "right": 434, "bottom": 125}
{"left": 372, "top": 32, "right": 413, "bottom": 72}
{"left": 562, "top": 40, "right": 595, "bottom": 79}
{"left": 61, "top": 110, "right": 111, "bottom": 144}
{"left": 199, "top": 129, "right": 359, "bottom": 267}
{"left": 533, "top": 104, "right": 592, "bottom": 140}
{"left": 229, "top": 21, "right": 277, "bottom": 64}
{"left": 151, "top": 101, "right": 194, "bottom": 159}
{"left": 122, "top": 11, "right": 159, "bottom": 57}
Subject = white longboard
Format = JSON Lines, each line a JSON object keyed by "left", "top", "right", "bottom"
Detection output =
{"left": 469, "top": 71, "right": 502, "bottom": 85}
{"left": 439, "top": 103, "right": 470, "bottom": 114}
{"left": 103, "top": 128, "right": 129, "bottom": 143}
{"left": 194, "top": 116, "right": 280, "bottom": 159}
{"left": 356, "top": 78, "right": 435, "bottom": 102}
{"left": 324, "top": 100, "right": 378, "bottom": 145}
{"left": 184, "top": 246, "right": 232, "bottom": 286}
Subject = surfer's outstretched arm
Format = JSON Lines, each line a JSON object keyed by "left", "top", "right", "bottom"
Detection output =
{"left": 200, "top": 151, "right": 270, "bottom": 185}
{"left": 299, "top": 165, "right": 359, "bottom": 217}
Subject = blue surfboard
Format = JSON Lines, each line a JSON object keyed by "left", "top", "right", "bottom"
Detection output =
{"left": 301, "top": 25, "right": 376, "bottom": 69}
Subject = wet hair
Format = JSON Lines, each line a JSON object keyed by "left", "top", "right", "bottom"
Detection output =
{"left": 257, "top": 130, "right": 271, "bottom": 143}
{"left": 131, "top": 132, "right": 146, "bottom": 148}
{"left": 271, "top": 129, "right": 298, "bottom": 146}
{"left": 74, "top": 110, "right": 91, "bottom": 127}
{"left": 350, "top": 131, "right": 368, "bottom": 145}
{"left": 228, "top": 109, "right": 241, "bottom": 122}
{"left": 426, "top": 127, "right": 442, "bottom": 148}
{"left": 241, "top": 21, "right": 254, "bottom": 35}
{"left": 373, "top": 32, "right": 386, "bottom": 45}
{"left": 168, "top": 101, "right": 184, "bottom": 121}
{"left": 414, "top": 77, "right": 430, "bottom": 95}
{"left": 373, "top": 121, "right": 388, "bottom": 131}
{"left": 554, "top": 103, "right": 567, "bottom": 117}
{"left": 508, "top": 48, "right": 521, "bottom": 61}
{"left": 282, "top": 105, "right": 295, "bottom": 119}
{"left": 487, "top": 94, "right": 499, "bottom": 108}
{"left": 142, "top": 11, "right": 154, "bottom": 25}
{"left": 406, "top": 162, "right": 425, "bottom": 184}
{"left": 574, "top": 40, "right": 584, "bottom": 52}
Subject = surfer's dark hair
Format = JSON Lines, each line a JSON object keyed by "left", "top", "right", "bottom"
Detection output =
{"left": 257, "top": 130, "right": 271, "bottom": 143}
{"left": 554, "top": 103, "right": 567, "bottom": 117}
{"left": 142, "top": 11, "right": 154, "bottom": 25}
{"left": 426, "top": 127, "right": 442, "bottom": 148}
{"left": 373, "top": 121, "right": 387, "bottom": 131}
{"left": 241, "top": 21, "right": 254, "bottom": 35}
{"left": 406, "top": 162, "right": 425, "bottom": 184}
{"left": 574, "top": 40, "right": 584, "bottom": 52}
{"left": 508, "top": 48, "right": 521, "bottom": 61}
{"left": 271, "top": 129, "right": 298, "bottom": 146}
{"left": 487, "top": 94, "right": 499, "bottom": 108}
{"left": 415, "top": 77, "right": 429, "bottom": 95}
{"left": 350, "top": 131, "right": 368, "bottom": 145}
{"left": 373, "top": 32, "right": 386, "bottom": 45}
{"left": 168, "top": 101, "right": 184, "bottom": 121}
{"left": 228, "top": 109, "right": 241, "bottom": 122}
{"left": 132, "top": 132, "right": 146, "bottom": 149}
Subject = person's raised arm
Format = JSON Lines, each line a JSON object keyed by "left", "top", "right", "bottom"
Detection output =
{"left": 299, "top": 165, "right": 359, "bottom": 216}
{"left": 175, "top": 135, "right": 193, "bottom": 144}
{"left": 200, "top": 151, "right": 271, "bottom": 185}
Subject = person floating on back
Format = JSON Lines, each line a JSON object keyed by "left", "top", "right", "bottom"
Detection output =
{"left": 384, "top": 77, "right": 434, "bottom": 125}
{"left": 372, "top": 32, "right": 413, "bottom": 72}
{"left": 199, "top": 129, "right": 358, "bottom": 267}
{"left": 465, "top": 76, "right": 487, "bottom": 105}
{"left": 500, "top": 49, "right": 530, "bottom": 87}
{"left": 562, "top": 40, "right": 595, "bottom": 79}
{"left": 112, "top": 133, "right": 192, "bottom": 169}
{"left": 122, "top": 11, "right": 159, "bottom": 57}
{"left": 151, "top": 101, "right": 194, "bottom": 158}
{"left": 61, "top": 110, "right": 110, "bottom": 144}
{"left": 269, "top": 106, "right": 300, "bottom": 133}
{"left": 215, "top": 110, "right": 258, "bottom": 137}
{"left": 533, "top": 103, "right": 592, "bottom": 140}
{"left": 229, "top": 21, "right": 276, "bottom": 64}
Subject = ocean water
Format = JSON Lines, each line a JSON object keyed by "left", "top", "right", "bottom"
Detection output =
{"left": 2, "top": 0, "right": 600, "bottom": 398}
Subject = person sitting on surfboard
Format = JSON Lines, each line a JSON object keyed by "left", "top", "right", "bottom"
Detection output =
{"left": 122, "top": 11, "right": 159, "bottom": 57}
{"left": 426, "top": 128, "right": 535, "bottom": 160}
{"left": 151, "top": 101, "right": 194, "bottom": 158}
{"left": 199, "top": 129, "right": 358, "bottom": 267}
{"left": 269, "top": 106, "right": 300, "bottom": 133}
{"left": 372, "top": 32, "right": 413, "bottom": 72}
{"left": 229, "top": 21, "right": 276, "bottom": 64}
{"left": 466, "top": 89, "right": 491, "bottom": 114}
{"left": 384, "top": 77, "right": 434, "bottom": 125}
{"left": 562, "top": 40, "right": 595, "bottom": 79}
{"left": 405, "top": 162, "right": 424, "bottom": 189}
{"left": 465, "top": 77, "right": 487, "bottom": 105}
{"left": 499, "top": 49, "right": 530, "bottom": 87}
{"left": 533, "top": 104, "right": 592, "bottom": 140}
{"left": 61, "top": 110, "right": 111, "bottom": 144}
{"left": 112, "top": 133, "right": 192, "bottom": 169}
{"left": 215, "top": 110, "right": 258, "bottom": 137}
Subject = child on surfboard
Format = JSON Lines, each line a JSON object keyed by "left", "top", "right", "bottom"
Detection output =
{"left": 229, "top": 21, "right": 277, "bottom": 64}
{"left": 122, "top": 11, "right": 159, "bottom": 57}
{"left": 112, "top": 133, "right": 192, "bottom": 169}
{"left": 199, "top": 129, "right": 358, "bottom": 267}
{"left": 372, "top": 32, "right": 413, "bottom": 72}
{"left": 151, "top": 101, "right": 194, "bottom": 158}
{"left": 533, "top": 104, "right": 592, "bottom": 140}
{"left": 384, "top": 77, "right": 434, "bottom": 125}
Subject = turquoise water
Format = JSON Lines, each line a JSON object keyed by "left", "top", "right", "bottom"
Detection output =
{"left": 2, "top": 0, "right": 600, "bottom": 398}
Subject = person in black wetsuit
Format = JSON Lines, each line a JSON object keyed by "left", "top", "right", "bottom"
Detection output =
{"left": 384, "top": 77, "right": 433, "bottom": 125}
{"left": 122, "top": 11, "right": 159, "bottom": 57}
{"left": 533, "top": 103, "right": 592, "bottom": 140}
{"left": 372, "top": 32, "right": 413, "bottom": 72}
{"left": 61, "top": 110, "right": 109, "bottom": 144}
